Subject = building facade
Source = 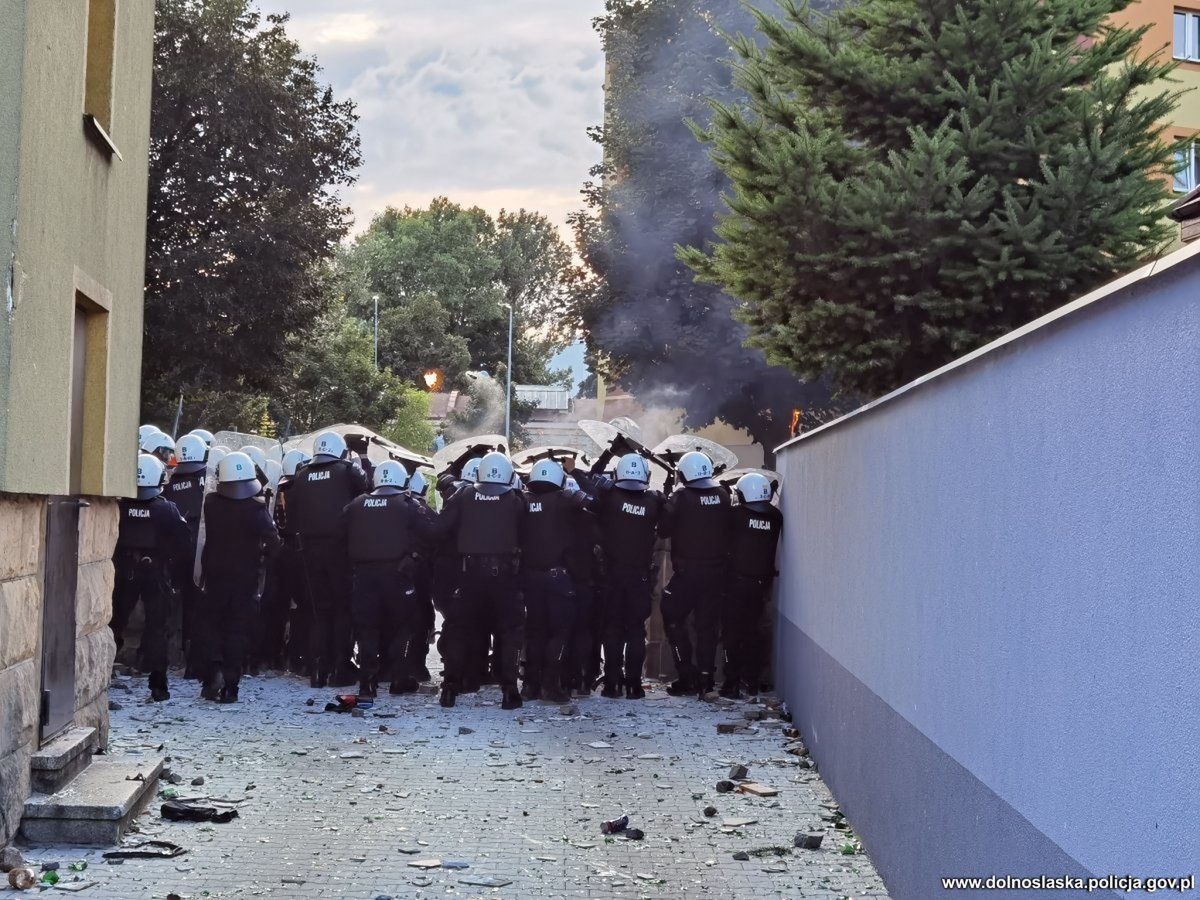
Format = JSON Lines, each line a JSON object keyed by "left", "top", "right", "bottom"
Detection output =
{"left": 1112, "top": 2, "right": 1200, "bottom": 235}
{"left": 0, "top": 0, "right": 154, "bottom": 844}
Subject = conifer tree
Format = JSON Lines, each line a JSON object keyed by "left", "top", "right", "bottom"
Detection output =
{"left": 680, "top": 0, "right": 1184, "bottom": 399}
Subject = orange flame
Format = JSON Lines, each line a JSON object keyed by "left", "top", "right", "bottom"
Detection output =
{"left": 789, "top": 408, "right": 802, "bottom": 437}
{"left": 423, "top": 370, "right": 442, "bottom": 391}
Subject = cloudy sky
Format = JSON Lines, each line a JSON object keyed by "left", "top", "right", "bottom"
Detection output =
{"left": 254, "top": 0, "right": 608, "bottom": 235}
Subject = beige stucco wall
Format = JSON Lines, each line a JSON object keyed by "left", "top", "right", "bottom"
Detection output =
{"left": 2, "top": 0, "right": 155, "bottom": 499}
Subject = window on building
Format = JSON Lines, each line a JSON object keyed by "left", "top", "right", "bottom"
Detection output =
{"left": 71, "top": 292, "right": 110, "bottom": 495}
{"left": 1175, "top": 10, "right": 1200, "bottom": 61}
{"left": 84, "top": 0, "right": 118, "bottom": 137}
{"left": 1175, "top": 143, "right": 1199, "bottom": 193}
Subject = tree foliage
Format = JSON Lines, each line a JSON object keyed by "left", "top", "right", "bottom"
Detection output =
{"left": 681, "top": 0, "right": 1184, "bottom": 399}
{"left": 334, "top": 199, "right": 574, "bottom": 390}
{"left": 566, "top": 0, "right": 840, "bottom": 452}
{"left": 143, "top": 0, "right": 361, "bottom": 421}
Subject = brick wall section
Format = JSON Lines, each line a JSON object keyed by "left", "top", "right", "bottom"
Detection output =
{"left": 0, "top": 494, "right": 46, "bottom": 845}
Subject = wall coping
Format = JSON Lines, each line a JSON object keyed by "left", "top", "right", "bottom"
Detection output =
{"left": 774, "top": 239, "right": 1200, "bottom": 454}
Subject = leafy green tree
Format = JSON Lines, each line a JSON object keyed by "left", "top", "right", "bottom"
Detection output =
{"left": 276, "top": 302, "right": 435, "bottom": 450}
{"left": 143, "top": 0, "right": 360, "bottom": 422}
{"left": 335, "top": 199, "right": 573, "bottom": 390}
{"left": 681, "top": 0, "right": 1184, "bottom": 400}
{"left": 567, "top": 0, "right": 839, "bottom": 452}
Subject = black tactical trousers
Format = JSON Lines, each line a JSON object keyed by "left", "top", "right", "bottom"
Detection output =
{"left": 299, "top": 537, "right": 352, "bottom": 679}
{"left": 565, "top": 576, "right": 598, "bottom": 688}
{"left": 111, "top": 556, "right": 171, "bottom": 674}
{"left": 721, "top": 573, "right": 772, "bottom": 687}
{"left": 600, "top": 564, "right": 652, "bottom": 688}
{"left": 273, "top": 544, "right": 308, "bottom": 669}
{"left": 440, "top": 558, "right": 524, "bottom": 689}
{"left": 352, "top": 561, "right": 421, "bottom": 685}
{"left": 254, "top": 564, "right": 288, "bottom": 668}
{"left": 521, "top": 568, "right": 575, "bottom": 691}
{"left": 173, "top": 538, "right": 200, "bottom": 672}
{"left": 200, "top": 573, "right": 259, "bottom": 688}
{"left": 662, "top": 561, "right": 728, "bottom": 682}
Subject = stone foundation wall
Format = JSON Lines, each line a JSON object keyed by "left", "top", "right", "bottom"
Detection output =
{"left": 0, "top": 494, "right": 46, "bottom": 845}
{"left": 0, "top": 495, "right": 117, "bottom": 847}
{"left": 75, "top": 499, "right": 117, "bottom": 749}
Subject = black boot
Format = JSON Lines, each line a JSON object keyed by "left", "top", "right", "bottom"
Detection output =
{"left": 501, "top": 685, "right": 523, "bottom": 710}
{"left": 390, "top": 677, "right": 418, "bottom": 695}
{"left": 625, "top": 682, "right": 645, "bottom": 700}
{"left": 439, "top": 683, "right": 457, "bottom": 708}
{"left": 218, "top": 683, "right": 239, "bottom": 704}
{"left": 698, "top": 672, "right": 715, "bottom": 698}
{"left": 667, "top": 677, "right": 696, "bottom": 696}
{"left": 520, "top": 681, "right": 541, "bottom": 702}
{"left": 310, "top": 671, "right": 328, "bottom": 689}
{"left": 200, "top": 672, "right": 222, "bottom": 701}
{"left": 359, "top": 679, "right": 377, "bottom": 700}
{"left": 601, "top": 680, "right": 623, "bottom": 699}
{"left": 541, "top": 683, "right": 570, "bottom": 704}
{"left": 719, "top": 681, "right": 743, "bottom": 700}
{"left": 148, "top": 671, "right": 170, "bottom": 703}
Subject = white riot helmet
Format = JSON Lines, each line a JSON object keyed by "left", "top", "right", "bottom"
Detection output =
{"left": 239, "top": 445, "right": 269, "bottom": 478}
{"left": 461, "top": 457, "right": 483, "bottom": 483}
{"left": 174, "top": 434, "right": 208, "bottom": 475}
{"left": 677, "top": 451, "right": 717, "bottom": 489}
{"left": 141, "top": 430, "right": 175, "bottom": 462}
{"left": 216, "top": 451, "right": 261, "bottom": 500}
{"left": 478, "top": 451, "right": 514, "bottom": 486}
{"left": 188, "top": 428, "right": 215, "bottom": 448}
{"left": 312, "top": 430, "right": 347, "bottom": 462}
{"left": 282, "top": 448, "right": 310, "bottom": 477}
{"left": 136, "top": 453, "right": 166, "bottom": 500}
{"left": 265, "top": 459, "right": 284, "bottom": 491}
{"left": 565, "top": 476, "right": 580, "bottom": 493}
{"left": 266, "top": 444, "right": 283, "bottom": 464}
{"left": 529, "top": 458, "right": 566, "bottom": 488}
{"left": 139, "top": 424, "right": 161, "bottom": 444}
{"left": 208, "top": 445, "right": 230, "bottom": 474}
{"left": 374, "top": 460, "right": 410, "bottom": 490}
{"left": 408, "top": 469, "right": 428, "bottom": 497}
{"left": 615, "top": 453, "right": 651, "bottom": 490}
{"left": 735, "top": 472, "right": 773, "bottom": 506}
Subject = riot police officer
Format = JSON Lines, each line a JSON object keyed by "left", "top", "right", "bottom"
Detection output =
{"left": 284, "top": 431, "right": 369, "bottom": 687}
{"left": 435, "top": 451, "right": 527, "bottom": 710}
{"left": 111, "top": 454, "right": 191, "bottom": 702}
{"left": 341, "top": 461, "right": 433, "bottom": 698}
{"left": 658, "top": 451, "right": 733, "bottom": 697}
{"left": 141, "top": 430, "right": 176, "bottom": 466}
{"left": 721, "top": 473, "right": 783, "bottom": 698}
{"left": 199, "top": 452, "right": 282, "bottom": 703}
{"left": 578, "top": 453, "right": 667, "bottom": 700}
{"left": 519, "top": 458, "right": 587, "bottom": 703}
{"left": 406, "top": 468, "right": 437, "bottom": 681}
{"left": 188, "top": 428, "right": 216, "bottom": 449}
{"left": 274, "top": 449, "right": 311, "bottom": 673}
{"left": 167, "top": 434, "right": 209, "bottom": 676}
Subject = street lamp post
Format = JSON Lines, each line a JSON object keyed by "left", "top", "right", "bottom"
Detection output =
{"left": 503, "top": 302, "right": 514, "bottom": 444}
{"left": 372, "top": 295, "right": 379, "bottom": 370}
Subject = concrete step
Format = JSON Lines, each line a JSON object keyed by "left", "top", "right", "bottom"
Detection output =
{"left": 20, "top": 755, "right": 164, "bottom": 846}
{"left": 29, "top": 727, "right": 98, "bottom": 794}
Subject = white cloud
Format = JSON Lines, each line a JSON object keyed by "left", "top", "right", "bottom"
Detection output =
{"left": 255, "top": 0, "right": 606, "bottom": 235}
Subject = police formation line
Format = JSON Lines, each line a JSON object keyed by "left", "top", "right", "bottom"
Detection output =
{"left": 114, "top": 426, "right": 784, "bottom": 712}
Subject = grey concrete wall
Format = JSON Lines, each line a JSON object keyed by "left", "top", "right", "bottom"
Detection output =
{"left": 774, "top": 248, "right": 1200, "bottom": 899}
{"left": 2, "top": 0, "right": 155, "bottom": 497}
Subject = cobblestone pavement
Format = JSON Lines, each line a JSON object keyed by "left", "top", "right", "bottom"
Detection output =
{"left": 8, "top": 670, "right": 890, "bottom": 899}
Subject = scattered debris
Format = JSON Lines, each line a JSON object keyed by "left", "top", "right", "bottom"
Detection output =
{"left": 458, "top": 726, "right": 475, "bottom": 735}
{"left": 103, "top": 841, "right": 186, "bottom": 861}
{"left": 722, "top": 817, "right": 757, "bottom": 828}
{"left": 407, "top": 859, "right": 442, "bottom": 870}
{"left": 715, "top": 780, "right": 735, "bottom": 793}
{"left": 736, "top": 782, "right": 779, "bottom": 798}
{"left": 728, "top": 763, "right": 749, "bottom": 780}
{"left": 703, "top": 805, "right": 717, "bottom": 817}
{"left": 191, "top": 776, "right": 205, "bottom": 786}
{"left": 794, "top": 831, "right": 824, "bottom": 850}
{"left": 8, "top": 867, "right": 36, "bottom": 890}
{"left": 625, "top": 828, "right": 645, "bottom": 841}
{"left": 731, "top": 852, "right": 749, "bottom": 862}
{"left": 0, "top": 847, "right": 25, "bottom": 873}
{"left": 458, "top": 876, "right": 513, "bottom": 888}
{"left": 601, "top": 814, "right": 629, "bottom": 835}
{"left": 162, "top": 800, "right": 239, "bottom": 823}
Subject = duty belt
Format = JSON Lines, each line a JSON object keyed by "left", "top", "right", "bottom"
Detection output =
{"left": 461, "top": 554, "right": 517, "bottom": 575}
